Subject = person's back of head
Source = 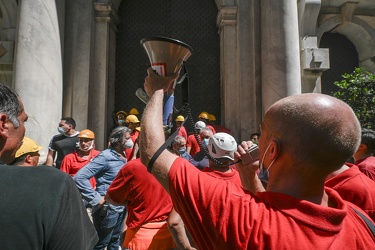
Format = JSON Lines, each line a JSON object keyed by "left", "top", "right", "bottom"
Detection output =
{"left": 61, "top": 117, "right": 76, "bottom": 129}
{"left": 360, "top": 128, "right": 375, "bottom": 154}
{"left": 265, "top": 93, "right": 360, "bottom": 174}
{"left": 207, "top": 132, "right": 237, "bottom": 168}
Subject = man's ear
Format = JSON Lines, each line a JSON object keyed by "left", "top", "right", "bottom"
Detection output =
{"left": 25, "top": 154, "right": 32, "bottom": 164}
{"left": 359, "top": 143, "right": 368, "bottom": 151}
{"left": 0, "top": 113, "right": 9, "bottom": 139}
{"left": 269, "top": 139, "right": 281, "bottom": 160}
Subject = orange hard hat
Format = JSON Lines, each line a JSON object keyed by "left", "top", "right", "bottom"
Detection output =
{"left": 209, "top": 114, "right": 216, "bottom": 121}
{"left": 126, "top": 115, "right": 140, "bottom": 123}
{"left": 198, "top": 111, "right": 209, "bottom": 120}
{"left": 129, "top": 108, "right": 140, "bottom": 115}
{"left": 78, "top": 129, "right": 95, "bottom": 139}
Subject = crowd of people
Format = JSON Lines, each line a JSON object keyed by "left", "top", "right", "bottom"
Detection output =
{"left": 1, "top": 64, "right": 375, "bottom": 249}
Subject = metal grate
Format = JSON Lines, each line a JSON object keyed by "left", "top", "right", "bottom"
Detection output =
{"left": 115, "top": 0, "right": 220, "bottom": 133}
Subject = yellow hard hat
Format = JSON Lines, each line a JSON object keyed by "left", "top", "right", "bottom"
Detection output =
{"left": 126, "top": 115, "right": 140, "bottom": 123}
{"left": 129, "top": 108, "right": 140, "bottom": 115}
{"left": 209, "top": 114, "right": 216, "bottom": 121}
{"left": 175, "top": 115, "right": 185, "bottom": 122}
{"left": 198, "top": 111, "right": 209, "bottom": 120}
{"left": 116, "top": 111, "right": 127, "bottom": 117}
{"left": 78, "top": 129, "right": 95, "bottom": 139}
{"left": 15, "top": 137, "right": 43, "bottom": 158}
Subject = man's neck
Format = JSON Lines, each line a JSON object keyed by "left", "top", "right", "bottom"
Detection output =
{"left": 353, "top": 151, "right": 372, "bottom": 162}
{"left": 267, "top": 171, "right": 331, "bottom": 206}
{"left": 209, "top": 164, "right": 231, "bottom": 173}
{"left": 65, "top": 129, "right": 77, "bottom": 136}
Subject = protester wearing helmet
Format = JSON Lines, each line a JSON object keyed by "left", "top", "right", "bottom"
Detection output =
{"left": 186, "top": 121, "right": 206, "bottom": 157}
{"left": 190, "top": 127, "right": 213, "bottom": 170}
{"left": 125, "top": 115, "right": 141, "bottom": 161}
{"left": 11, "top": 137, "right": 43, "bottom": 167}
{"left": 175, "top": 115, "right": 188, "bottom": 141}
{"left": 129, "top": 107, "right": 140, "bottom": 116}
{"left": 60, "top": 129, "right": 100, "bottom": 189}
{"left": 198, "top": 112, "right": 216, "bottom": 134}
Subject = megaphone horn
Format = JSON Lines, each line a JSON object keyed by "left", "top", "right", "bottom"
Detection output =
{"left": 141, "top": 36, "right": 193, "bottom": 77}
{"left": 140, "top": 37, "right": 193, "bottom": 126}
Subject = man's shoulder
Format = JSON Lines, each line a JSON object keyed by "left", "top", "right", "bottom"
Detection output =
{"left": 0, "top": 165, "right": 70, "bottom": 188}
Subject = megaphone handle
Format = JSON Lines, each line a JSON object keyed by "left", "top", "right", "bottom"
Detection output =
{"left": 163, "top": 94, "right": 174, "bottom": 126}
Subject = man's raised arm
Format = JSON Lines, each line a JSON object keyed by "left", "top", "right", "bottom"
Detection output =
{"left": 140, "top": 68, "right": 179, "bottom": 191}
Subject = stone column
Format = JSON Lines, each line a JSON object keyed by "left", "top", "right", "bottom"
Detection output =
{"left": 217, "top": 6, "right": 240, "bottom": 140}
{"left": 261, "top": 0, "right": 301, "bottom": 113}
{"left": 63, "top": 0, "right": 95, "bottom": 128}
{"left": 237, "top": 0, "right": 262, "bottom": 140}
{"left": 13, "top": 0, "right": 62, "bottom": 162}
{"left": 0, "top": 0, "right": 17, "bottom": 86}
{"left": 89, "top": 2, "right": 119, "bottom": 150}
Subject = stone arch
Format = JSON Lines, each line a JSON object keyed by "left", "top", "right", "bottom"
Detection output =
{"left": 317, "top": 15, "right": 375, "bottom": 71}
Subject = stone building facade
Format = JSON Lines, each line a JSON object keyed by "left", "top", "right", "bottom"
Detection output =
{"left": 0, "top": 0, "right": 374, "bottom": 160}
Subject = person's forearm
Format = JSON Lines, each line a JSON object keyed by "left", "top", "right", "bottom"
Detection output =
{"left": 168, "top": 209, "right": 195, "bottom": 250}
{"left": 140, "top": 89, "right": 174, "bottom": 190}
{"left": 140, "top": 89, "right": 164, "bottom": 166}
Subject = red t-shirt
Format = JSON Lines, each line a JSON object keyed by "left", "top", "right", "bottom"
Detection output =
{"left": 125, "top": 130, "right": 140, "bottom": 161}
{"left": 186, "top": 134, "right": 200, "bottom": 156}
{"left": 177, "top": 126, "right": 188, "bottom": 141}
{"left": 325, "top": 164, "right": 375, "bottom": 222}
{"left": 355, "top": 156, "right": 375, "bottom": 181}
{"left": 107, "top": 159, "right": 172, "bottom": 229}
{"left": 206, "top": 124, "right": 216, "bottom": 134}
{"left": 60, "top": 150, "right": 100, "bottom": 188}
{"left": 168, "top": 157, "right": 375, "bottom": 249}
{"left": 212, "top": 124, "right": 233, "bottom": 135}
{"left": 202, "top": 167, "right": 243, "bottom": 187}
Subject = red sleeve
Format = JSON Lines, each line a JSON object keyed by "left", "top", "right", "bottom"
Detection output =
{"left": 60, "top": 155, "right": 71, "bottom": 175}
{"left": 107, "top": 167, "right": 131, "bottom": 204}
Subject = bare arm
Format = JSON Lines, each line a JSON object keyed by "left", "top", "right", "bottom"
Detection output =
{"left": 234, "top": 141, "right": 265, "bottom": 194}
{"left": 45, "top": 149, "right": 56, "bottom": 166}
{"left": 140, "top": 68, "right": 179, "bottom": 192}
{"left": 167, "top": 208, "right": 196, "bottom": 250}
{"left": 131, "top": 142, "right": 139, "bottom": 160}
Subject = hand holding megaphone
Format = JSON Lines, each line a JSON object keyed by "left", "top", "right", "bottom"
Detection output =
{"left": 144, "top": 68, "right": 180, "bottom": 98}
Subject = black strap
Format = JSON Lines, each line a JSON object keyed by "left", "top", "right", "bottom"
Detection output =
{"left": 352, "top": 207, "right": 375, "bottom": 238}
{"left": 147, "top": 113, "right": 189, "bottom": 173}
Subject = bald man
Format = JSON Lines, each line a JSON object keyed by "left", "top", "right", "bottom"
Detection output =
{"left": 140, "top": 68, "right": 375, "bottom": 249}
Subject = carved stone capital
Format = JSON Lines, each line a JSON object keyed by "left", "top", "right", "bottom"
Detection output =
{"left": 94, "top": 2, "right": 120, "bottom": 31}
{"left": 216, "top": 6, "right": 237, "bottom": 31}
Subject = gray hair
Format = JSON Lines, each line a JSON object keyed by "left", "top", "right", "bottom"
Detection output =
{"left": 109, "top": 126, "right": 131, "bottom": 146}
{"left": 200, "top": 127, "right": 213, "bottom": 136}
{"left": 172, "top": 135, "right": 186, "bottom": 146}
{"left": 0, "top": 84, "right": 22, "bottom": 128}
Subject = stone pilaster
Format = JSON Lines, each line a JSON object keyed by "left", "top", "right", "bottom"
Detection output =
{"left": 217, "top": 6, "right": 240, "bottom": 139}
{"left": 13, "top": 0, "right": 62, "bottom": 162}
{"left": 261, "top": 0, "right": 301, "bottom": 113}
{"left": 89, "top": 2, "right": 119, "bottom": 150}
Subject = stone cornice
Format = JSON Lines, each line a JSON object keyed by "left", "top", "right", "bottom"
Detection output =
{"left": 216, "top": 6, "right": 237, "bottom": 31}
{"left": 94, "top": 2, "right": 120, "bottom": 31}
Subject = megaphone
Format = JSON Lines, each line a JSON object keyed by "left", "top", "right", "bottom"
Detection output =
{"left": 140, "top": 36, "right": 193, "bottom": 126}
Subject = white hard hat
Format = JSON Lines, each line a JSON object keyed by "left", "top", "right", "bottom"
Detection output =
{"left": 194, "top": 121, "right": 206, "bottom": 130}
{"left": 208, "top": 132, "right": 237, "bottom": 160}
